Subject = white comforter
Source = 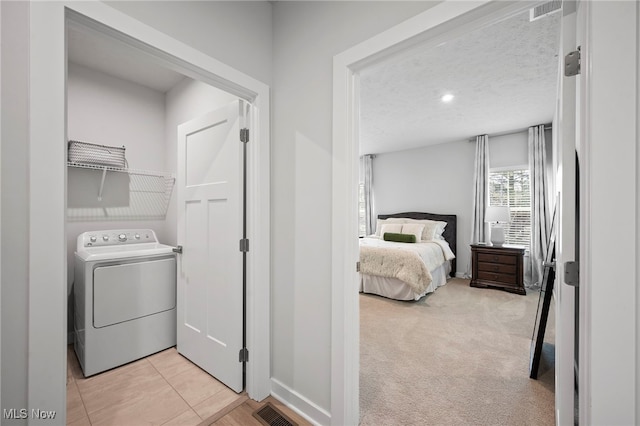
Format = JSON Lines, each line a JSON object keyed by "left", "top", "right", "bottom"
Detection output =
{"left": 359, "top": 237, "right": 455, "bottom": 294}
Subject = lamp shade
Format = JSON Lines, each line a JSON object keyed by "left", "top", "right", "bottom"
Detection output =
{"left": 485, "top": 206, "right": 511, "bottom": 223}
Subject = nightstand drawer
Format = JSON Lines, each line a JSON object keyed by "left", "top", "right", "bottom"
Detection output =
{"left": 478, "top": 263, "right": 516, "bottom": 274}
{"left": 477, "top": 253, "right": 517, "bottom": 265}
{"left": 477, "top": 271, "right": 517, "bottom": 285}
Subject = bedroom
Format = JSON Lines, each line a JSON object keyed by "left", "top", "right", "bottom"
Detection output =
{"left": 357, "top": 5, "right": 559, "bottom": 424}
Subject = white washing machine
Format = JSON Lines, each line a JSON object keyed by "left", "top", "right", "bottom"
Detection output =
{"left": 74, "top": 229, "right": 177, "bottom": 377}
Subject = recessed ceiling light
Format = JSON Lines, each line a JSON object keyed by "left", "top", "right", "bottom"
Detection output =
{"left": 441, "top": 93, "right": 454, "bottom": 103}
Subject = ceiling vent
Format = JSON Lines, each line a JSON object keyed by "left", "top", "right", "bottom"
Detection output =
{"left": 530, "top": 0, "right": 562, "bottom": 21}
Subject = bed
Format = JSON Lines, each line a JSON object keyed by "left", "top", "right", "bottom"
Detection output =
{"left": 359, "top": 212, "right": 457, "bottom": 301}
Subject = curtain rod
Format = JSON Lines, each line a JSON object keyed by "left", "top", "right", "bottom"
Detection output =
{"left": 468, "top": 124, "right": 552, "bottom": 142}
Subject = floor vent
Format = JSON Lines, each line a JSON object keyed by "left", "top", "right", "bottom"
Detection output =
{"left": 252, "top": 402, "right": 298, "bottom": 426}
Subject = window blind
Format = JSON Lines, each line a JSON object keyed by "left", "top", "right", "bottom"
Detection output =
{"left": 489, "top": 169, "right": 531, "bottom": 247}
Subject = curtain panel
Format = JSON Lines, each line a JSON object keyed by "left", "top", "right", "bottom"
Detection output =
{"left": 528, "top": 125, "right": 550, "bottom": 287}
{"left": 470, "top": 135, "right": 490, "bottom": 245}
{"left": 361, "top": 154, "right": 375, "bottom": 235}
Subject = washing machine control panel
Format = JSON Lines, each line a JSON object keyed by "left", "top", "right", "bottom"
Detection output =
{"left": 81, "top": 229, "right": 158, "bottom": 247}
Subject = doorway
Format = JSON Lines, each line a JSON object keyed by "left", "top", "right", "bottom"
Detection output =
{"left": 332, "top": 2, "right": 567, "bottom": 424}
{"left": 28, "top": 2, "right": 270, "bottom": 420}
{"left": 356, "top": 6, "right": 560, "bottom": 424}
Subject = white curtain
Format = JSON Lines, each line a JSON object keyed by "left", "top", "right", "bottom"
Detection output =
{"left": 361, "top": 154, "right": 375, "bottom": 235}
{"left": 528, "top": 125, "right": 550, "bottom": 287}
{"left": 470, "top": 135, "right": 490, "bottom": 245}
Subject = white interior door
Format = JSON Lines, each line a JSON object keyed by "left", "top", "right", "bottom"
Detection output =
{"left": 555, "top": 4, "right": 581, "bottom": 424}
{"left": 176, "top": 100, "right": 245, "bottom": 393}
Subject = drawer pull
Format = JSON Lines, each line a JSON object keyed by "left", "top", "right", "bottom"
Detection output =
{"left": 493, "top": 265, "right": 499, "bottom": 271}
{"left": 492, "top": 256, "right": 499, "bottom": 261}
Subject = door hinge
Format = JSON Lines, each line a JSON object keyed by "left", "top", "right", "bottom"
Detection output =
{"left": 565, "top": 46, "right": 581, "bottom": 77}
{"left": 564, "top": 261, "right": 579, "bottom": 287}
{"left": 239, "top": 347, "right": 249, "bottom": 363}
{"left": 239, "top": 238, "right": 249, "bottom": 252}
{"left": 356, "top": 261, "right": 360, "bottom": 272}
{"left": 172, "top": 245, "right": 183, "bottom": 254}
{"left": 240, "top": 128, "right": 249, "bottom": 143}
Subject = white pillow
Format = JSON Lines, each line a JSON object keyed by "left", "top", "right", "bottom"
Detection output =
{"left": 401, "top": 223, "right": 425, "bottom": 242}
{"left": 375, "top": 218, "right": 406, "bottom": 236}
{"left": 403, "top": 218, "right": 448, "bottom": 241}
{"left": 379, "top": 223, "right": 403, "bottom": 236}
{"left": 434, "top": 222, "right": 447, "bottom": 239}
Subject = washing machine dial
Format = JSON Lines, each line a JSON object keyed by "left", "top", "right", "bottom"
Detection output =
{"left": 102, "top": 235, "right": 109, "bottom": 242}
{"left": 134, "top": 234, "right": 141, "bottom": 240}
{"left": 118, "top": 233, "right": 127, "bottom": 242}
{"left": 89, "top": 236, "right": 97, "bottom": 243}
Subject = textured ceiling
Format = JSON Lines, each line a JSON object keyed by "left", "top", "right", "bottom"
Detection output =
{"left": 359, "top": 9, "right": 561, "bottom": 155}
{"left": 67, "top": 25, "right": 185, "bottom": 93}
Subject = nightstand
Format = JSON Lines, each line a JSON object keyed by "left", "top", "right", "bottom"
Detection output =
{"left": 470, "top": 244, "right": 525, "bottom": 295}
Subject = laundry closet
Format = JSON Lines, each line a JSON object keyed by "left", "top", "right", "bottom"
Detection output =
{"left": 66, "top": 22, "right": 240, "bottom": 382}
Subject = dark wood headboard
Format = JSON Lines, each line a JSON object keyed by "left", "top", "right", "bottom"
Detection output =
{"left": 378, "top": 212, "right": 457, "bottom": 277}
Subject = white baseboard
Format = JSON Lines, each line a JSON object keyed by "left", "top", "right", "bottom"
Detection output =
{"left": 270, "top": 378, "right": 331, "bottom": 426}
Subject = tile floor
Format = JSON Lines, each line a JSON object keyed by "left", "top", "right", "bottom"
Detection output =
{"left": 66, "top": 345, "right": 306, "bottom": 426}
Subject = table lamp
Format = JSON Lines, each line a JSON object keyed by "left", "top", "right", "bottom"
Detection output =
{"left": 485, "top": 206, "right": 511, "bottom": 246}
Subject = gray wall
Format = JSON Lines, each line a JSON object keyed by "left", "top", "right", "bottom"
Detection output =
{"left": 1, "top": 2, "right": 29, "bottom": 419}
{"left": 105, "top": 1, "right": 273, "bottom": 86}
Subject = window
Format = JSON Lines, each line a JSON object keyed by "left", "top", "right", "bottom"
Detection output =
{"left": 489, "top": 168, "right": 531, "bottom": 248}
{"left": 358, "top": 183, "right": 366, "bottom": 236}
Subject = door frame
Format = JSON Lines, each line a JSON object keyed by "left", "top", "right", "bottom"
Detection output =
{"left": 577, "top": 2, "right": 638, "bottom": 424}
{"left": 331, "top": 1, "right": 568, "bottom": 424}
{"left": 554, "top": 5, "right": 577, "bottom": 426}
{"left": 28, "top": 1, "right": 270, "bottom": 420}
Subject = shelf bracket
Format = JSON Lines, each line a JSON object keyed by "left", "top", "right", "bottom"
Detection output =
{"left": 97, "top": 166, "right": 107, "bottom": 201}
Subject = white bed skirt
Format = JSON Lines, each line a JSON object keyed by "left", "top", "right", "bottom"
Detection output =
{"left": 360, "top": 261, "right": 451, "bottom": 301}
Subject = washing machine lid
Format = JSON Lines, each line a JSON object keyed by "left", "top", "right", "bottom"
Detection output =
{"left": 75, "top": 229, "right": 176, "bottom": 261}
{"left": 77, "top": 243, "right": 175, "bottom": 261}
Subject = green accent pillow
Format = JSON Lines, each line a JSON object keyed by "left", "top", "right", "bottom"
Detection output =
{"left": 383, "top": 232, "right": 416, "bottom": 243}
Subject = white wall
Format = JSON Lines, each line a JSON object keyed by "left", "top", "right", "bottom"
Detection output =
{"left": 67, "top": 63, "right": 167, "bottom": 172}
{"left": 271, "top": 1, "right": 436, "bottom": 420}
{"left": 66, "top": 63, "right": 168, "bottom": 340}
{"left": 490, "top": 131, "right": 529, "bottom": 168}
{"left": 164, "top": 78, "right": 237, "bottom": 246}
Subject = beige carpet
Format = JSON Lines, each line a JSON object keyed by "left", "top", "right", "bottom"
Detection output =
{"left": 360, "top": 278, "right": 555, "bottom": 426}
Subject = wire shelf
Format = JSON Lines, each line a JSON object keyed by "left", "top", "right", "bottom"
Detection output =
{"left": 67, "top": 163, "right": 175, "bottom": 222}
